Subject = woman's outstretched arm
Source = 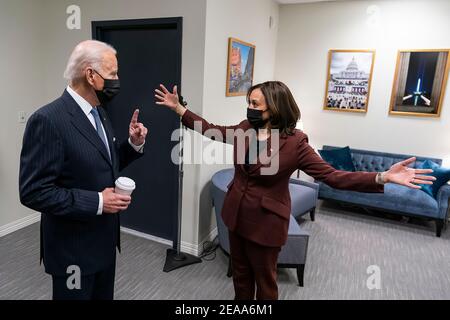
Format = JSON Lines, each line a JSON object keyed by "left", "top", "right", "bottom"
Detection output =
{"left": 297, "top": 134, "right": 435, "bottom": 192}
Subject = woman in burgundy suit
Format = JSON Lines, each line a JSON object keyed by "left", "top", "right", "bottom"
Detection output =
{"left": 155, "top": 81, "right": 434, "bottom": 300}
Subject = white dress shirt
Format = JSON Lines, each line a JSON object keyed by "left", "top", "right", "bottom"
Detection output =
{"left": 66, "top": 86, "right": 145, "bottom": 215}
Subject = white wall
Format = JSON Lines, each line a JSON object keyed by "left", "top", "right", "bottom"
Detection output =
{"left": 275, "top": 0, "right": 450, "bottom": 166}
{"left": 0, "top": 0, "right": 47, "bottom": 232}
{"left": 194, "top": 0, "right": 280, "bottom": 243}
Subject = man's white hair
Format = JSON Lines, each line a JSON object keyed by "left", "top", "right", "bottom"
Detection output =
{"left": 63, "top": 40, "right": 116, "bottom": 84}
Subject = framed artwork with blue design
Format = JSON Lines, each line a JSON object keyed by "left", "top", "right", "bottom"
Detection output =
{"left": 389, "top": 49, "right": 450, "bottom": 118}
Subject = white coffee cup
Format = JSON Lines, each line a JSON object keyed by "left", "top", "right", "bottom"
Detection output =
{"left": 115, "top": 177, "right": 136, "bottom": 196}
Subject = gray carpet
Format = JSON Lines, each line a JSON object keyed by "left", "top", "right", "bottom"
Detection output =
{"left": 1, "top": 200, "right": 449, "bottom": 300}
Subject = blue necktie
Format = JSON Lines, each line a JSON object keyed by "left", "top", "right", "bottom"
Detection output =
{"left": 90, "top": 108, "right": 111, "bottom": 160}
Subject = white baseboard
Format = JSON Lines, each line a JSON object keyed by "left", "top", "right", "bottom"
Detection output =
{"left": 0, "top": 212, "right": 41, "bottom": 238}
{"left": 120, "top": 226, "right": 218, "bottom": 257}
{"left": 0, "top": 215, "right": 218, "bottom": 258}
{"left": 199, "top": 227, "right": 218, "bottom": 248}
{"left": 120, "top": 227, "right": 173, "bottom": 247}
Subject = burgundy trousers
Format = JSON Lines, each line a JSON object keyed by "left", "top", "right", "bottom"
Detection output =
{"left": 229, "top": 231, "right": 281, "bottom": 300}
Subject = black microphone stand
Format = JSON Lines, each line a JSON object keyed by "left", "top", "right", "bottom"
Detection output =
{"left": 163, "top": 96, "right": 202, "bottom": 272}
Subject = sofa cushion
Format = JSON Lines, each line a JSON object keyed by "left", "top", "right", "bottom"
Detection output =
{"left": 289, "top": 183, "right": 317, "bottom": 217}
{"left": 417, "top": 160, "right": 450, "bottom": 199}
{"left": 319, "top": 182, "right": 439, "bottom": 218}
{"left": 322, "top": 146, "right": 442, "bottom": 171}
{"left": 351, "top": 153, "right": 401, "bottom": 172}
{"left": 319, "top": 146, "right": 356, "bottom": 172}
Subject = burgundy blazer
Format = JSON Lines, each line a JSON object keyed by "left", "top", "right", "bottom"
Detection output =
{"left": 182, "top": 110, "right": 384, "bottom": 247}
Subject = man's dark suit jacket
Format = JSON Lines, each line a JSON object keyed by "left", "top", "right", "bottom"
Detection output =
{"left": 182, "top": 109, "right": 384, "bottom": 248}
{"left": 19, "top": 90, "right": 143, "bottom": 276}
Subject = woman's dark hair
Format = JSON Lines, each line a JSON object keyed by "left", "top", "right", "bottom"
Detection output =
{"left": 246, "top": 81, "right": 301, "bottom": 136}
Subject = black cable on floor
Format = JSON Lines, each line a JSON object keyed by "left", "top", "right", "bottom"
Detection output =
{"left": 199, "top": 235, "right": 219, "bottom": 261}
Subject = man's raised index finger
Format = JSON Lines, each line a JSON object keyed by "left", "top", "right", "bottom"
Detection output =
{"left": 131, "top": 109, "right": 140, "bottom": 124}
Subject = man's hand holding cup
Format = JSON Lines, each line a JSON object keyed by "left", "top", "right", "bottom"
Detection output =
{"left": 102, "top": 177, "right": 136, "bottom": 214}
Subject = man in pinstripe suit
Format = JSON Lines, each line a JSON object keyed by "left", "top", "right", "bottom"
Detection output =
{"left": 19, "top": 40, "right": 148, "bottom": 300}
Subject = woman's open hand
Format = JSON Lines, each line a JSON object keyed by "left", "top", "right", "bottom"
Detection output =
{"left": 385, "top": 157, "right": 436, "bottom": 189}
{"left": 155, "top": 84, "right": 187, "bottom": 117}
{"left": 155, "top": 84, "right": 180, "bottom": 111}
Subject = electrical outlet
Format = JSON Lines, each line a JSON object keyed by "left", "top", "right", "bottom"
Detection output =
{"left": 18, "top": 111, "right": 27, "bottom": 123}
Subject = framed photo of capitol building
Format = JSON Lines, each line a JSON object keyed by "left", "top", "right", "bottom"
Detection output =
{"left": 389, "top": 49, "right": 450, "bottom": 118}
{"left": 324, "top": 49, "right": 376, "bottom": 113}
{"left": 226, "top": 38, "right": 256, "bottom": 97}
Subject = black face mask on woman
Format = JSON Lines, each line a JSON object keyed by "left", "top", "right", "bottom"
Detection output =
{"left": 93, "top": 70, "right": 121, "bottom": 105}
{"left": 247, "top": 108, "right": 269, "bottom": 129}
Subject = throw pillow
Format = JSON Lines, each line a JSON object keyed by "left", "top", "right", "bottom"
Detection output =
{"left": 417, "top": 160, "right": 450, "bottom": 198}
{"left": 318, "top": 146, "right": 356, "bottom": 172}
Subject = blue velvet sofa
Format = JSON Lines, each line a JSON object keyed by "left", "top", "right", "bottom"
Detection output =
{"left": 317, "top": 146, "right": 450, "bottom": 237}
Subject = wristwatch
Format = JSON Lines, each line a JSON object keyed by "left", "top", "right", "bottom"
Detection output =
{"left": 376, "top": 172, "right": 387, "bottom": 185}
{"left": 179, "top": 95, "right": 188, "bottom": 107}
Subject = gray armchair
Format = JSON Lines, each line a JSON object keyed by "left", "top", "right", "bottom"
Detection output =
{"left": 289, "top": 178, "right": 319, "bottom": 221}
{"left": 211, "top": 169, "right": 319, "bottom": 286}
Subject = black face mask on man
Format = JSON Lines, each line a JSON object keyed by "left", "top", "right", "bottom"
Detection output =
{"left": 247, "top": 108, "right": 269, "bottom": 129}
{"left": 93, "top": 70, "right": 121, "bottom": 105}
